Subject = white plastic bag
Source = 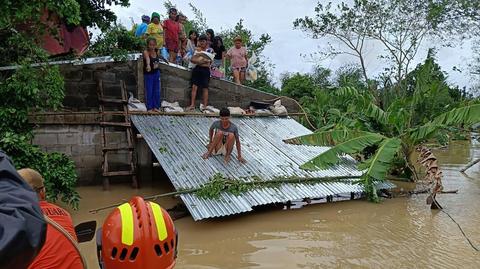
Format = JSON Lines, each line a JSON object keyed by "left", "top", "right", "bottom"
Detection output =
{"left": 128, "top": 92, "right": 147, "bottom": 112}
{"left": 246, "top": 52, "right": 258, "bottom": 82}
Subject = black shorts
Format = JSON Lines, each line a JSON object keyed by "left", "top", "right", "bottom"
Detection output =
{"left": 191, "top": 66, "right": 210, "bottom": 89}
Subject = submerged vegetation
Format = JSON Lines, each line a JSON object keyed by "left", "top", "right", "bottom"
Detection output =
{"left": 194, "top": 173, "right": 362, "bottom": 200}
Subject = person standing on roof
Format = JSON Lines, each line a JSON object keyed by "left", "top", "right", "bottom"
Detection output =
{"left": 135, "top": 15, "right": 150, "bottom": 38}
{"left": 163, "top": 8, "right": 181, "bottom": 63}
{"left": 202, "top": 108, "right": 247, "bottom": 164}
{"left": 146, "top": 12, "right": 164, "bottom": 49}
{"left": 18, "top": 168, "right": 86, "bottom": 269}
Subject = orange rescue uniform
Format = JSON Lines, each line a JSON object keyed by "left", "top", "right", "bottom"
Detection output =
{"left": 28, "top": 201, "right": 83, "bottom": 269}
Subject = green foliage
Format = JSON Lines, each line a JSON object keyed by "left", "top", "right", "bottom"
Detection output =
{"left": 284, "top": 129, "right": 372, "bottom": 146}
{"left": 294, "top": 0, "right": 444, "bottom": 85}
{"left": 85, "top": 24, "right": 145, "bottom": 61}
{"left": 0, "top": 133, "right": 80, "bottom": 209}
{"left": 300, "top": 133, "right": 385, "bottom": 170}
{"left": 196, "top": 173, "right": 254, "bottom": 199}
{"left": 281, "top": 73, "right": 319, "bottom": 100}
{"left": 0, "top": 0, "right": 100, "bottom": 209}
{"left": 287, "top": 53, "right": 480, "bottom": 201}
{"left": 76, "top": 0, "right": 130, "bottom": 30}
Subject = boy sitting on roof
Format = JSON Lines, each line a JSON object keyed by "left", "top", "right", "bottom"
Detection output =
{"left": 202, "top": 108, "right": 247, "bottom": 164}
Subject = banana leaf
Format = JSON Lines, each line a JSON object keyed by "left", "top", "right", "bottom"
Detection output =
{"left": 432, "top": 104, "right": 480, "bottom": 126}
{"left": 300, "top": 133, "right": 385, "bottom": 170}
{"left": 360, "top": 138, "right": 402, "bottom": 181}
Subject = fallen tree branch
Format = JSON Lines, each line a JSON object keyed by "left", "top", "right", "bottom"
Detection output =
{"left": 89, "top": 175, "right": 362, "bottom": 214}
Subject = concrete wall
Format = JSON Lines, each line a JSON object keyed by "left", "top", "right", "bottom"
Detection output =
{"left": 60, "top": 60, "right": 142, "bottom": 111}
{"left": 31, "top": 58, "right": 298, "bottom": 184}
{"left": 158, "top": 63, "right": 297, "bottom": 110}
{"left": 32, "top": 125, "right": 131, "bottom": 185}
{"left": 58, "top": 58, "right": 297, "bottom": 112}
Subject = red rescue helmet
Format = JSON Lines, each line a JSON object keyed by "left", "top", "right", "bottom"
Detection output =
{"left": 100, "top": 196, "right": 177, "bottom": 269}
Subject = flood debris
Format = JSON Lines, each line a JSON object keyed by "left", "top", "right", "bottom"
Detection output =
{"left": 416, "top": 145, "right": 444, "bottom": 209}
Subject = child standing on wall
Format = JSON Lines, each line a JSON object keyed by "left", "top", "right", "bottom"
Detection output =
{"left": 226, "top": 36, "right": 248, "bottom": 85}
{"left": 143, "top": 38, "right": 161, "bottom": 112}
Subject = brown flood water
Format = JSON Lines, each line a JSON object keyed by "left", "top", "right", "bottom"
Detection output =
{"left": 71, "top": 139, "right": 480, "bottom": 269}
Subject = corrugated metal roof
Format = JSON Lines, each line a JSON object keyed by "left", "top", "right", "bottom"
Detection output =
{"left": 131, "top": 115, "right": 395, "bottom": 221}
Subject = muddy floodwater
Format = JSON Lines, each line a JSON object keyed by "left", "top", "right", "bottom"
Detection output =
{"left": 71, "top": 139, "right": 480, "bottom": 269}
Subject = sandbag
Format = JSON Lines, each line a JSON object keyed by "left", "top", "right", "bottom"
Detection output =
{"left": 270, "top": 99, "right": 288, "bottom": 116}
{"left": 161, "top": 100, "right": 184, "bottom": 113}
{"left": 228, "top": 107, "right": 246, "bottom": 115}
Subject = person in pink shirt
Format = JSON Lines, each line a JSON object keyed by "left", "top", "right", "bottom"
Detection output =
{"left": 226, "top": 36, "right": 248, "bottom": 85}
{"left": 163, "top": 7, "right": 181, "bottom": 63}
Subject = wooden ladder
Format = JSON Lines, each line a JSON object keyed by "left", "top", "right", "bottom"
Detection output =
{"left": 97, "top": 80, "right": 138, "bottom": 190}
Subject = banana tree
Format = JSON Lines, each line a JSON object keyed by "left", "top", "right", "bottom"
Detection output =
{"left": 285, "top": 102, "right": 480, "bottom": 202}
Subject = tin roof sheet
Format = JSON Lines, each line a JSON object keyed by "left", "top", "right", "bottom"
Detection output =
{"left": 131, "top": 115, "right": 395, "bottom": 220}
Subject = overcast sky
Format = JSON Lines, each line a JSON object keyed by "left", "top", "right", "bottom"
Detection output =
{"left": 112, "top": 0, "right": 474, "bottom": 88}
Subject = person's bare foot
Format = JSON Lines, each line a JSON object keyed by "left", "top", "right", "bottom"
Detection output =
{"left": 224, "top": 155, "right": 231, "bottom": 164}
{"left": 202, "top": 152, "right": 211, "bottom": 159}
{"left": 185, "top": 106, "right": 195, "bottom": 112}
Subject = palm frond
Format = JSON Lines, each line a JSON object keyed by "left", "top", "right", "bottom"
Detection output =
{"left": 432, "top": 104, "right": 480, "bottom": 126}
{"left": 283, "top": 129, "right": 374, "bottom": 146}
{"left": 300, "top": 133, "right": 385, "bottom": 170}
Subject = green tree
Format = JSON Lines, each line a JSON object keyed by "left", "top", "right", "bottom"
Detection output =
{"left": 85, "top": 23, "right": 145, "bottom": 60}
{"left": 281, "top": 73, "right": 319, "bottom": 100}
{"left": 76, "top": 0, "right": 130, "bottom": 30}
{"left": 294, "top": 0, "right": 443, "bottom": 90}
{"left": 285, "top": 78, "right": 480, "bottom": 202}
{"left": 0, "top": 0, "right": 128, "bottom": 208}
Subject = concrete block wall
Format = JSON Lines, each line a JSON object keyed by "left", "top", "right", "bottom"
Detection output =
{"left": 157, "top": 63, "right": 298, "bottom": 111}
{"left": 58, "top": 58, "right": 297, "bottom": 112}
{"left": 33, "top": 125, "right": 130, "bottom": 185}
{"left": 59, "top": 60, "right": 141, "bottom": 110}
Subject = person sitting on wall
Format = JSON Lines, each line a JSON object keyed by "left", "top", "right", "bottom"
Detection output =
{"left": 18, "top": 168, "right": 85, "bottom": 269}
{"left": 202, "top": 108, "right": 247, "bottom": 164}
